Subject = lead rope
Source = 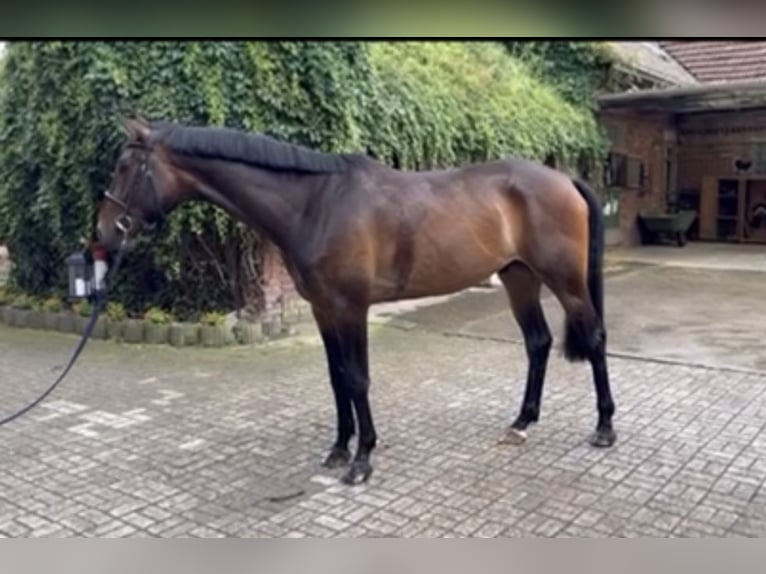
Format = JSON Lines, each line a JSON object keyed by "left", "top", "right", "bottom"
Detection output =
{"left": 0, "top": 247, "right": 126, "bottom": 427}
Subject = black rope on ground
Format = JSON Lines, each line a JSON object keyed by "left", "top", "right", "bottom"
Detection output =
{"left": 0, "top": 248, "right": 126, "bottom": 427}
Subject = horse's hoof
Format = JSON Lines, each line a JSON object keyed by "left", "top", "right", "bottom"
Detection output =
{"left": 322, "top": 447, "right": 351, "bottom": 469}
{"left": 498, "top": 427, "right": 527, "bottom": 446}
{"left": 589, "top": 428, "right": 616, "bottom": 448}
{"left": 340, "top": 460, "right": 373, "bottom": 485}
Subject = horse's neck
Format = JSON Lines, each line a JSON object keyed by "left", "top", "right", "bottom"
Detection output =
{"left": 177, "top": 156, "right": 315, "bottom": 253}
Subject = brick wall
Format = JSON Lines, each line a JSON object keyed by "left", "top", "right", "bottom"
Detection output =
{"left": 674, "top": 108, "right": 766, "bottom": 243}
{"left": 259, "top": 244, "right": 309, "bottom": 332}
{"left": 599, "top": 109, "right": 674, "bottom": 245}
{"left": 677, "top": 108, "right": 766, "bottom": 190}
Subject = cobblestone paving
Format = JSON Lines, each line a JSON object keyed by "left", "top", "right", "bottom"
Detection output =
{"left": 2, "top": 313, "right": 766, "bottom": 538}
{"left": 391, "top": 265, "right": 766, "bottom": 373}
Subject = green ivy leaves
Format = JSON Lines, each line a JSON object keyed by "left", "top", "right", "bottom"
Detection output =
{"left": 0, "top": 41, "right": 607, "bottom": 319}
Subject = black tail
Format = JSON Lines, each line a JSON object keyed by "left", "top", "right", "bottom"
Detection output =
{"left": 572, "top": 177, "right": 605, "bottom": 321}
{"left": 563, "top": 178, "right": 606, "bottom": 362}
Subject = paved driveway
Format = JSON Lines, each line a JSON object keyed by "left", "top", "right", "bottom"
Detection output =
{"left": 390, "top": 262, "right": 766, "bottom": 373}
{"left": 0, "top": 243, "right": 765, "bottom": 537}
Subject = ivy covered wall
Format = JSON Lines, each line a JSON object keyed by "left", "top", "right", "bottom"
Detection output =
{"left": 504, "top": 41, "right": 621, "bottom": 109}
{"left": 0, "top": 41, "right": 608, "bottom": 318}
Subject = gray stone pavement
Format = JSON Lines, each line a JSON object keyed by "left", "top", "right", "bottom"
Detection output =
{"left": 606, "top": 242, "right": 766, "bottom": 273}
{"left": 389, "top": 261, "right": 766, "bottom": 373}
{"left": 1, "top": 247, "right": 766, "bottom": 537}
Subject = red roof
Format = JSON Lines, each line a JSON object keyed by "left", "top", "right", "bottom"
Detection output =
{"left": 609, "top": 42, "right": 697, "bottom": 86}
{"left": 660, "top": 41, "right": 766, "bottom": 84}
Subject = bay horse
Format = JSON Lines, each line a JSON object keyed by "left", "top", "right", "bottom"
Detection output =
{"left": 96, "top": 118, "right": 616, "bottom": 485}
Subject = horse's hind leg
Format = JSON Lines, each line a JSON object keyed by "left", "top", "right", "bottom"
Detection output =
{"left": 498, "top": 262, "right": 553, "bottom": 445}
{"left": 551, "top": 275, "right": 616, "bottom": 448}
{"left": 564, "top": 302, "right": 616, "bottom": 447}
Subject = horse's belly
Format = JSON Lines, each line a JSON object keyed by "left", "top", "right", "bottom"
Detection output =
{"left": 371, "top": 198, "right": 518, "bottom": 301}
{"left": 376, "top": 237, "right": 513, "bottom": 301}
{"left": 417, "top": 250, "right": 505, "bottom": 291}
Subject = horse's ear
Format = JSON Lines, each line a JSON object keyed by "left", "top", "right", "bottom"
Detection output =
{"left": 120, "top": 116, "right": 151, "bottom": 145}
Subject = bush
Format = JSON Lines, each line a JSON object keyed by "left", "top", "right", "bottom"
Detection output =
{"left": 505, "top": 42, "right": 620, "bottom": 108}
{"left": 0, "top": 287, "right": 11, "bottom": 306}
{"left": 72, "top": 299, "right": 93, "bottom": 317}
{"left": 200, "top": 311, "right": 226, "bottom": 327}
{"left": 41, "top": 295, "right": 64, "bottom": 312}
{"left": 105, "top": 301, "right": 127, "bottom": 322}
{"left": 0, "top": 42, "right": 376, "bottom": 317}
{"left": 366, "top": 42, "right": 606, "bottom": 168}
{"left": 0, "top": 41, "right": 607, "bottom": 319}
{"left": 144, "top": 306, "right": 173, "bottom": 325}
{"left": 11, "top": 293, "right": 35, "bottom": 310}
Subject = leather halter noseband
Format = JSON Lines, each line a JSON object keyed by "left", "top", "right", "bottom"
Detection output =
{"left": 103, "top": 143, "right": 163, "bottom": 233}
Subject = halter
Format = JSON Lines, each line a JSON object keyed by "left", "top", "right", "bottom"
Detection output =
{"left": 103, "top": 143, "right": 163, "bottom": 235}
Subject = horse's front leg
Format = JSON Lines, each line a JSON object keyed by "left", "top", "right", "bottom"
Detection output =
{"left": 314, "top": 302, "right": 376, "bottom": 485}
{"left": 314, "top": 307, "right": 356, "bottom": 469}
{"left": 335, "top": 311, "right": 376, "bottom": 485}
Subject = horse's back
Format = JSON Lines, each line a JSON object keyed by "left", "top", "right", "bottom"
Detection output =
{"left": 318, "top": 157, "right": 589, "bottom": 304}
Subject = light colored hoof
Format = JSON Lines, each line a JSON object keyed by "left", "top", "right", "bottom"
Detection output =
{"left": 498, "top": 427, "right": 527, "bottom": 445}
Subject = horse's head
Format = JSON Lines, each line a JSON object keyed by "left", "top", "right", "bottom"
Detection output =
{"left": 96, "top": 117, "right": 179, "bottom": 252}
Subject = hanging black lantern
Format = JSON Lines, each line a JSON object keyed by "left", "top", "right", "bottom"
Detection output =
{"left": 66, "top": 250, "right": 93, "bottom": 300}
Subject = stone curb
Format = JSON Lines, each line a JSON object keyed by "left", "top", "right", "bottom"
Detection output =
{"left": 0, "top": 305, "right": 300, "bottom": 348}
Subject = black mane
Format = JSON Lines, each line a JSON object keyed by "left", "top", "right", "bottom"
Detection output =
{"left": 150, "top": 122, "right": 351, "bottom": 174}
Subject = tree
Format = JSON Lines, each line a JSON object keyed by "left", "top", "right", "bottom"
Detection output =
{"left": 505, "top": 41, "right": 622, "bottom": 108}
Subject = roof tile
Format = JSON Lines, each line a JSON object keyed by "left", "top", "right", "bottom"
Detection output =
{"left": 660, "top": 41, "right": 766, "bottom": 83}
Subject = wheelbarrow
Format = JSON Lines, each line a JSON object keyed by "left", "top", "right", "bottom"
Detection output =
{"left": 637, "top": 209, "right": 698, "bottom": 247}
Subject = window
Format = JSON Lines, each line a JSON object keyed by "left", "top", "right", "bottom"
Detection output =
{"left": 605, "top": 152, "right": 646, "bottom": 190}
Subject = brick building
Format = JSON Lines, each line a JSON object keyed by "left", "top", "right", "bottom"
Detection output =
{"left": 598, "top": 41, "right": 766, "bottom": 246}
